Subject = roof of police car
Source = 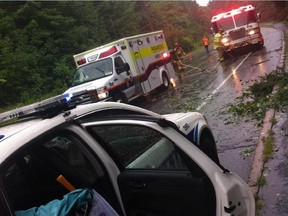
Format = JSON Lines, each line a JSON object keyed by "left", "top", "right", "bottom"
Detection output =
{"left": 0, "top": 102, "right": 165, "bottom": 163}
{"left": 0, "top": 102, "right": 162, "bottom": 141}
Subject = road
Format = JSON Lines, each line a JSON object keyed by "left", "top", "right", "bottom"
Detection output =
{"left": 133, "top": 25, "right": 283, "bottom": 183}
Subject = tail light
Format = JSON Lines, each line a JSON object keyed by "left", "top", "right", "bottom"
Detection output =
{"left": 162, "top": 51, "right": 170, "bottom": 59}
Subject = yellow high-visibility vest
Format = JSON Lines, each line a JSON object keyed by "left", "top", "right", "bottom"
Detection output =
{"left": 213, "top": 33, "right": 222, "bottom": 49}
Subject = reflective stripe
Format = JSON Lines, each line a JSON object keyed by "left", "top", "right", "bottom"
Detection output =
{"left": 213, "top": 33, "right": 222, "bottom": 49}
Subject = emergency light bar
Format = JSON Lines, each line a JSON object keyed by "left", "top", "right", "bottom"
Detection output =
{"left": 99, "top": 46, "right": 118, "bottom": 59}
{"left": 0, "top": 89, "right": 100, "bottom": 123}
{"left": 211, "top": 5, "right": 255, "bottom": 22}
{"left": 77, "top": 58, "right": 86, "bottom": 66}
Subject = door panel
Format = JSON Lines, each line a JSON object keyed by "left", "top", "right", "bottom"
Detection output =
{"left": 88, "top": 123, "right": 216, "bottom": 216}
{"left": 114, "top": 56, "right": 136, "bottom": 98}
{"left": 118, "top": 171, "right": 211, "bottom": 216}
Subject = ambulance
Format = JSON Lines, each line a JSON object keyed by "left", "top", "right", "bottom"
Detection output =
{"left": 211, "top": 5, "right": 264, "bottom": 52}
{"left": 64, "top": 31, "right": 176, "bottom": 103}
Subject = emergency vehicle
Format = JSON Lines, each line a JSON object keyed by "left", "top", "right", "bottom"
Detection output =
{"left": 211, "top": 5, "right": 264, "bottom": 52}
{"left": 64, "top": 30, "right": 176, "bottom": 104}
{"left": 0, "top": 94, "right": 255, "bottom": 216}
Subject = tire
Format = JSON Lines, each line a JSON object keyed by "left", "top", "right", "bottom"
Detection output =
{"left": 199, "top": 131, "right": 220, "bottom": 165}
{"left": 113, "top": 93, "right": 128, "bottom": 103}
{"left": 162, "top": 73, "right": 170, "bottom": 89}
{"left": 258, "top": 42, "right": 264, "bottom": 49}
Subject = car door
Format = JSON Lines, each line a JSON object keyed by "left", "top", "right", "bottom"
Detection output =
{"left": 86, "top": 121, "right": 217, "bottom": 216}
{"left": 114, "top": 56, "right": 137, "bottom": 99}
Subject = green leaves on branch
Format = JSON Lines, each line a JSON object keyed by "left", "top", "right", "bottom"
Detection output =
{"left": 229, "top": 67, "right": 288, "bottom": 123}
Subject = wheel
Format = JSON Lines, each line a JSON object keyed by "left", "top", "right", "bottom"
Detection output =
{"left": 162, "top": 73, "right": 170, "bottom": 89}
{"left": 258, "top": 42, "right": 264, "bottom": 49}
{"left": 199, "top": 130, "right": 220, "bottom": 165}
{"left": 113, "top": 93, "right": 128, "bottom": 103}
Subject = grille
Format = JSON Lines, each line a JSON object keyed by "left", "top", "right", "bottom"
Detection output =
{"left": 229, "top": 28, "right": 246, "bottom": 40}
{"left": 68, "top": 90, "right": 99, "bottom": 105}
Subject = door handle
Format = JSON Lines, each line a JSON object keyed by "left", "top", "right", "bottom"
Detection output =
{"left": 128, "top": 182, "right": 147, "bottom": 190}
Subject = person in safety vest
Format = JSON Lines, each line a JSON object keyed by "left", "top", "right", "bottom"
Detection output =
{"left": 202, "top": 35, "right": 210, "bottom": 54}
{"left": 214, "top": 29, "right": 224, "bottom": 62}
{"left": 172, "top": 42, "right": 186, "bottom": 78}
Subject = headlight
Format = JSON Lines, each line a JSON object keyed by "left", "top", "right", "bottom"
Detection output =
{"left": 97, "top": 87, "right": 108, "bottom": 100}
{"left": 221, "top": 37, "right": 229, "bottom": 43}
{"left": 248, "top": 30, "right": 255, "bottom": 35}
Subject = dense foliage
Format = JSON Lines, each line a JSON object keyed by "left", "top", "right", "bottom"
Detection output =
{"left": 229, "top": 66, "right": 288, "bottom": 124}
{"left": 0, "top": 1, "right": 287, "bottom": 108}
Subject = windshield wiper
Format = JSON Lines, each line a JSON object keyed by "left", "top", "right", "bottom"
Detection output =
{"left": 95, "top": 67, "right": 105, "bottom": 74}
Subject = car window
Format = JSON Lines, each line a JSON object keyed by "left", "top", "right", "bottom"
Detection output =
{"left": 43, "top": 136, "right": 96, "bottom": 183}
{"left": 2, "top": 134, "right": 98, "bottom": 212}
{"left": 89, "top": 124, "right": 188, "bottom": 170}
{"left": 114, "top": 56, "right": 125, "bottom": 73}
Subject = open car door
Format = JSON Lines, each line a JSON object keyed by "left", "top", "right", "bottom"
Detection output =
{"left": 88, "top": 122, "right": 216, "bottom": 216}
{"left": 86, "top": 119, "right": 255, "bottom": 216}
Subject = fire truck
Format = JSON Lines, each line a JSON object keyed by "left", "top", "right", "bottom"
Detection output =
{"left": 211, "top": 5, "right": 264, "bottom": 53}
{"left": 64, "top": 31, "right": 176, "bottom": 103}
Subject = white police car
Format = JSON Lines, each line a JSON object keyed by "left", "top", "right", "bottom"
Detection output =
{"left": 0, "top": 96, "right": 255, "bottom": 216}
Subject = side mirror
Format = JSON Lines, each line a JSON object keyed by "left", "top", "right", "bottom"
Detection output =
{"left": 116, "top": 63, "right": 130, "bottom": 75}
{"left": 123, "top": 63, "right": 131, "bottom": 76}
{"left": 257, "top": 13, "right": 261, "bottom": 22}
{"left": 65, "top": 76, "right": 71, "bottom": 88}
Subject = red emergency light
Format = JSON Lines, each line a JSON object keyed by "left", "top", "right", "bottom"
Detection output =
{"left": 99, "top": 46, "right": 118, "bottom": 59}
{"left": 77, "top": 58, "right": 87, "bottom": 66}
{"left": 212, "top": 5, "right": 254, "bottom": 21}
{"left": 162, "top": 51, "right": 170, "bottom": 59}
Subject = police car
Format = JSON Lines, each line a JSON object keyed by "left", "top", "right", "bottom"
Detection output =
{"left": 0, "top": 95, "right": 255, "bottom": 216}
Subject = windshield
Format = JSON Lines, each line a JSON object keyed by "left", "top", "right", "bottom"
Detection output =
{"left": 72, "top": 58, "right": 113, "bottom": 86}
{"left": 214, "top": 17, "right": 235, "bottom": 31}
{"left": 234, "top": 11, "right": 257, "bottom": 27}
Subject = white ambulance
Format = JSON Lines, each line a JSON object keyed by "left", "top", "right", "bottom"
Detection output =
{"left": 64, "top": 31, "right": 176, "bottom": 103}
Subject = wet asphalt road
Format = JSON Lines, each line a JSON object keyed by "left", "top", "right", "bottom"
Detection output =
{"left": 133, "top": 24, "right": 283, "bottom": 183}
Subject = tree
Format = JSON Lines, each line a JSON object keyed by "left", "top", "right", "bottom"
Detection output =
{"left": 0, "top": 1, "right": 109, "bottom": 106}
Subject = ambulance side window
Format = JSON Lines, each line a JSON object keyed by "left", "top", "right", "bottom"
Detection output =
{"left": 114, "top": 57, "right": 125, "bottom": 74}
